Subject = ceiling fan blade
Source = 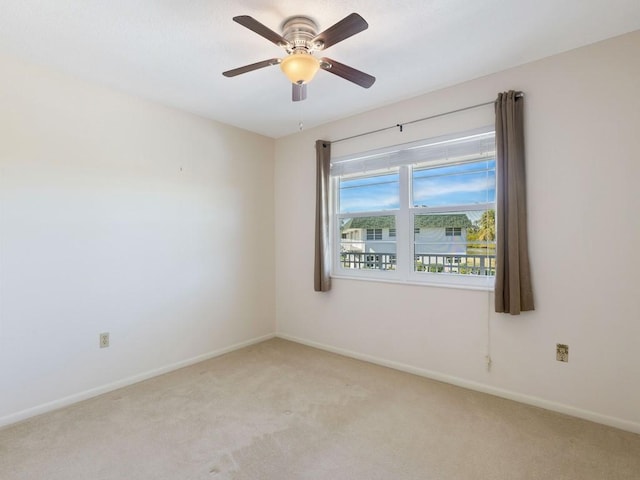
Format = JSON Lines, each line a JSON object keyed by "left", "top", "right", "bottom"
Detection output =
{"left": 222, "top": 58, "right": 281, "bottom": 77}
{"left": 233, "top": 16, "right": 290, "bottom": 48}
{"left": 312, "top": 13, "right": 368, "bottom": 50}
{"left": 320, "top": 57, "right": 376, "bottom": 88}
{"left": 292, "top": 83, "right": 307, "bottom": 102}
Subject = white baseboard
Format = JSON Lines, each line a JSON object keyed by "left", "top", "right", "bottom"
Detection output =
{"left": 276, "top": 333, "right": 640, "bottom": 435}
{"left": 0, "top": 333, "right": 275, "bottom": 429}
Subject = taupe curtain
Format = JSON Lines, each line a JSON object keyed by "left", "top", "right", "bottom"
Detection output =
{"left": 314, "top": 140, "right": 332, "bottom": 292}
{"left": 495, "top": 91, "right": 534, "bottom": 314}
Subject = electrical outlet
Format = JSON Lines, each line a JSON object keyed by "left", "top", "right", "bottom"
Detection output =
{"left": 99, "top": 332, "right": 110, "bottom": 348}
{"left": 556, "top": 343, "right": 568, "bottom": 362}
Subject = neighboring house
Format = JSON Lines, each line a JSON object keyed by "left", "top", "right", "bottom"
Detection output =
{"left": 414, "top": 214, "right": 473, "bottom": 254}
{"left": 341, "top": 214, "right": 473, "bottom": 255}
{"left": 341, "top": 215, "right": 395, "bottom": 253}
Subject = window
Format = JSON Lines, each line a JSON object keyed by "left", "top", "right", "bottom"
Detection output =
{"left": 332, "top": 127, "right": 496, "bottom": 288}
{"left": 366, "top": 228, "right": 383, "bottom": 240}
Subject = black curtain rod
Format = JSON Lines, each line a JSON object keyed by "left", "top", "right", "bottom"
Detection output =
{"left": 332, "top": 92, "right": 524, "bottom": 144}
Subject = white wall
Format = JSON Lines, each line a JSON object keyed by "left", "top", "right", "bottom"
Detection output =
{"left": 275, "top": 31, "right": 640, "bottom": 433}
{"left": 0, "top": 53, "right": 275, "bottom": 425}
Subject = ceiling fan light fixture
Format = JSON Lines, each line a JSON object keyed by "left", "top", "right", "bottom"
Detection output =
{"left": 280, "top": 51, "right": 320, "bottom": 84}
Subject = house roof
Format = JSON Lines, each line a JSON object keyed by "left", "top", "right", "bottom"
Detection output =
{"left": 344, "top": 214, "right": 472, "bottom": 229}
{"left": 416, "top": 214, "right": 473, "bottom": 228}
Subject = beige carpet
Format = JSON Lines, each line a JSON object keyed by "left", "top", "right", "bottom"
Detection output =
{"left": 1, "top": 338, "right": 639, "bottom": 479}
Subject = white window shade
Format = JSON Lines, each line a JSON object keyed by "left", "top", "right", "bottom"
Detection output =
{"left": 331, "top": 126, "right": 495, "bottom": 178}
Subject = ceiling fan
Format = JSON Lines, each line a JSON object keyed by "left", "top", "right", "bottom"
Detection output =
{"left": 222, "top": 13, "right": 376, "bottom": 101}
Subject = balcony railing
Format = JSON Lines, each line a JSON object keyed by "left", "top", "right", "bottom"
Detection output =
{"left": 340, "top": 252, "right": 496, "bottom": 276}
{"left": 415, "top": 253, "right": 495, "bottom": 276}
{"left": 341, "top": 252, "right": 397, "bottom": 271}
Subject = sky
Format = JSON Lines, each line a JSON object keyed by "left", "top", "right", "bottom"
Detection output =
{"left": 339, "top": 159, "right": 496, "bottom": 214}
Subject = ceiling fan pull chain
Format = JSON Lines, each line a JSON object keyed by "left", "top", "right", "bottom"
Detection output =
{"left": 299, "top": 98, "right": 305, "bottom": 132}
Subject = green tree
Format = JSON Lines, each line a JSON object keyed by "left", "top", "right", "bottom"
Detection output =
{"left": 476, "top": 209, "right": 495, "bottom": 242}
{"left": 467, "top": 210, "right": 495, "bottom": 243}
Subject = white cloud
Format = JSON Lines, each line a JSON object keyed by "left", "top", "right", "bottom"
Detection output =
{"left": 414, "top": 176, "right": 495, "bottom": 199}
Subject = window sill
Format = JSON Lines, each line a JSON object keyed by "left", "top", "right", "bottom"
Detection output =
{"left": 330, "top": 273, "right": 495, "bottom": 292}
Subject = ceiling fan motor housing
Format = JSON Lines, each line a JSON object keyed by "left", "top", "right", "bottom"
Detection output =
{"left": 281, "top": 16, "right": 321, "bottom": 53}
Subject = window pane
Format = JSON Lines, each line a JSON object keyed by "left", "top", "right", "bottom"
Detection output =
{"left": 414, "top": 210, "right": 495, "bottom": 276}
{"left": 413, "top": 159, "right": 495, "bottom": 207}
{"left": 339, "top": 172, "right": 399, "bottom": 213}
{"left": 340, "top": 216, "right": 396, "bottom": 271}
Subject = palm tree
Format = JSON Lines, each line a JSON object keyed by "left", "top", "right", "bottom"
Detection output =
{"left": 476, "top": 209, "right": 495, "bottom": 242}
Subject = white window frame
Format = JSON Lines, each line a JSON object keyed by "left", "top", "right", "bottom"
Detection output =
{"left": 331, "top": 127, "right": 496, "bottom": 290}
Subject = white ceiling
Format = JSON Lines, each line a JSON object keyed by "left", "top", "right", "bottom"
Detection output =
{"left": 1, "top": 1, "right": 639, "bottom": 138}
